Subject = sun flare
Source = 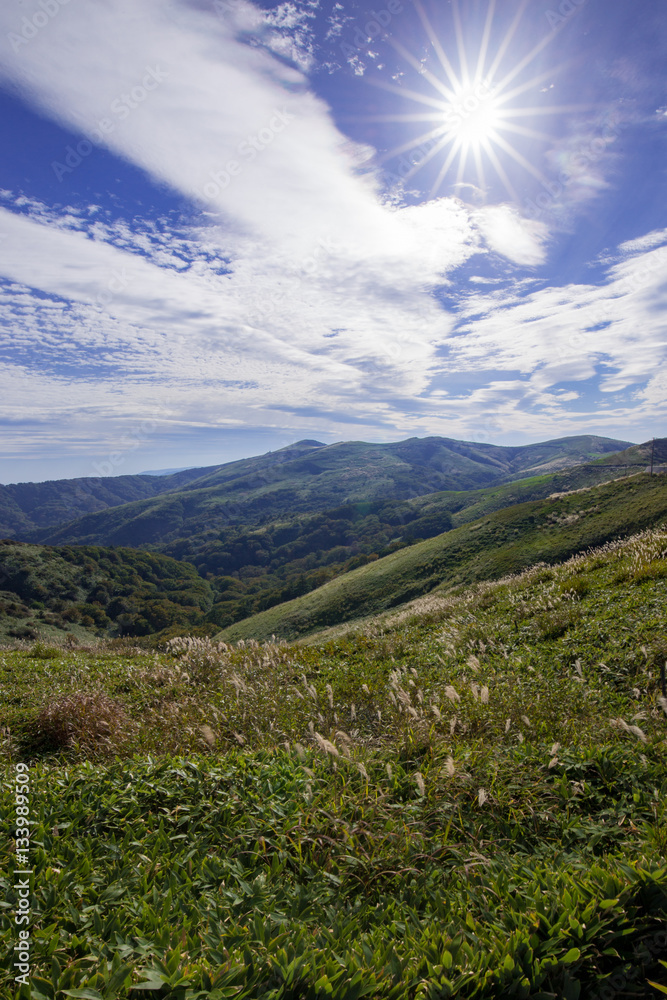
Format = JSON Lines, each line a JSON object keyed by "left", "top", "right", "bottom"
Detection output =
{"left": 367, "top": 0, "right": 589, "bottom": 201}
{"left": 442, "top": 80, "right": 502, "bottom": 147}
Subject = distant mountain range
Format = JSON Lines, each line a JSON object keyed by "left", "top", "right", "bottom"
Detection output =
{"left": 0, "top": 434, "right": 633, "bottom": 543}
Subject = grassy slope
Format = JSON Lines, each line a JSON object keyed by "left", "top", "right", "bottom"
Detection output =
{"left": 1, "top": 526, "right": 667, "bottom": 997}
{"left": 216, "top": 473, "right": 667, "bottom": 642}
{"left": 595, "top": 437, "right": 667, "bottom": 467}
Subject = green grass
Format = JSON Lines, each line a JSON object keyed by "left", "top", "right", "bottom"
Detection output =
{"left": 1, "top": 523, "right": 667, "bottom": 997}
{"left": 215, "top": 473, "right": 667, "bottom": 642}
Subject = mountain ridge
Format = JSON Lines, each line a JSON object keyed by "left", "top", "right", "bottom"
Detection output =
{"left": 2, "top": 434, "right": 632, "bottom": 545}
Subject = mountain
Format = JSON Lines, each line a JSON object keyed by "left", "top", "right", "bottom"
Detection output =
{"left": 214, "top": 471, "right": 667, "bottom": 643}
{"left": 13, "top": 434, "right": 631, "bottom": 550}
{"left": 595, "top": 437, "right": 667, "bottom": 468}
{"left": 2, "top": 462, "right": 664, "bottom": 646}
{"left": 0, "top": 439, "right": 327, "bottom": 538}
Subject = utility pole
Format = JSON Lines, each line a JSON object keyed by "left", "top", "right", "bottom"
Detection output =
{"left": 650, "top": 437, "right": 655, "bottom": 476}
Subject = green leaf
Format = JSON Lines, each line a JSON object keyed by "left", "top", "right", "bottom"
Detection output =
{"left": 562, "top": 948, "right": 581, "bottom": 964}
{"left": 104, "top": 961, "right": 134, "bottom": 997}
{"left": 28, "top": 987, "right": 53, "bottom": 1000}
{"left": 647, "top": 983, "right": 667, "bottom": 996}
{"left": 598, "top": 898, "right": 620, "bottom": 908}
{"left": 60, "top": 991, "right": 105, "bottom": 1000}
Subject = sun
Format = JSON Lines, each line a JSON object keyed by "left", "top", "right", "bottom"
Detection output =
{"left": 363, "top": 0, "right": 589, "bottom": 201}
{"left": 445, "top": 83, "right": 503, "bottom": 147}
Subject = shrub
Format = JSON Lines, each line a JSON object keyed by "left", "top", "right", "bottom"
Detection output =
{"left": 27, "top": 642, "right": 60, "bottom": 659}
{"left": 8, "top": 625, "right": 37, "bottom": 640}
{"left": 35, "top": 691, "right": 131, "bottom": 756}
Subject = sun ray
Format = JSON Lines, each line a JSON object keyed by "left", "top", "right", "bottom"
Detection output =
{"left": 491, "top": 29, "right": 561, "bottom": 97}
{"left": 375, "top": 124, "right": 449, "bottom": 165}
{"left": 383, "top": 36, "right": 456, "bottom": 102}
{"left": 500, "top": 104, "right": 597, "bottom": 117}
{"left": 398, "top": 134, "right": 457, "bottom": 185}
{"left": 482, "top": 141, "right": 520, "bottom": 202}
{"left": 430, "top": 142, "right": 462, "bottom": 197}
{"left": 366, "top": 76, "right": 451, "bottom": 113}
{"left": 492, "top": 120, "right": 553, "bottom": 142}
{"left": 493, "top": 67, "right": 569, "bottom": 107}
{"left": 413, "top": 0, "right": 461, "bottom": 93}
{"left": 455, "top": 142, "right": 470, "bottom": 188}
{"left": 491, "top": 132, "right": 549, "bottom": 184}
{"left": 340, "top": 112, "right": 451, "bottom": 124}
{"left": 485, "top": 0, "right": 531, "bottom": 84}
{"left": 452, "top": 0, "right": 470, "bottom": 88}
{"left": 474, "top": 0, "right": 496, "bottom": 83}
{"left": 473, "top": 143, "right": 487, "bottom": 194}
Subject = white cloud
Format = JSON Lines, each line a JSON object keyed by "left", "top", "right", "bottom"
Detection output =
{"left": 0, "top": 0, "right": 391, "bottom": 257}
{"left": 447, "top": 232, "right": 667, "bottom": 428}
{"left": 617, "top": 228, "right": 667, "bottom": 256}
{"left": 0, "top": 200, "right": 475, "bottom": 442}
{"left": 473, "top": 205, "right": 548, "bottom": 267}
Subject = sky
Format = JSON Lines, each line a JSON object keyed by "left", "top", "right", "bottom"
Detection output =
{"left": 0, "top": 0, "right": 666, "bottom": 483}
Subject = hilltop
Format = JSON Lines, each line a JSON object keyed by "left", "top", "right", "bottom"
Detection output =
{"left": 0, "top": 439, "right": 325, "bottom": 538}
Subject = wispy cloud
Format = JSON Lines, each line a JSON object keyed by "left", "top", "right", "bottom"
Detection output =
{"left": 446, "top": 231, "right": 667, "bottom": 430}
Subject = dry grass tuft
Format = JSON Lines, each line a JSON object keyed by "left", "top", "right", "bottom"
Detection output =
{"left": 36, "top": 690, "right": 131, "bottom": 755}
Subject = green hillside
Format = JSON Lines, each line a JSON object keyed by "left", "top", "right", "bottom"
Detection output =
{"left": 2, "top": 525, "right": 667, "bottom": 997}
{"left": 176, "top": 463, "right": 641, "bottom": 630}
{"left": 0, "top": 542, "right": 213, "bottom": 642}
{"left": 216, "top": 472, "right": 667, "bottom": 642}
{"left": 2, "top": 466, "right": 663, "bottom": 645}
{"left": 595, "top": 437, "right": 667, "bottom": 468}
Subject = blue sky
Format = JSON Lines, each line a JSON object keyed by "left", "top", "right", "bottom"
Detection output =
{"left": 0, "top": 0, "right": 666, "bottom": 483}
